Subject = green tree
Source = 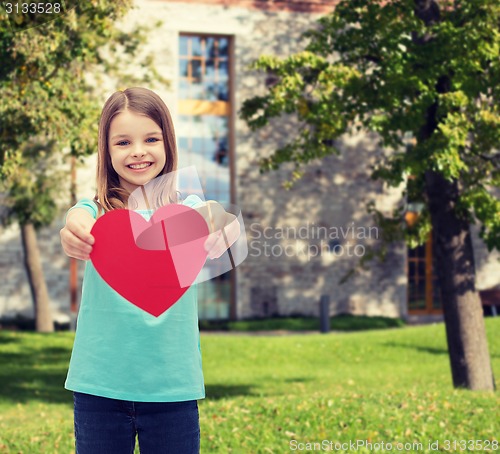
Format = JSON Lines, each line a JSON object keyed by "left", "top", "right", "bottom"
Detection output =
{"left": 0, "top": 1, "right": 166, "bottom": 332}
{"left": 241, "top": 0, "right": 499, "bottom": 390}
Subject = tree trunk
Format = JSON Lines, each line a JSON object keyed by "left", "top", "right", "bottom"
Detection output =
{"left": 424, "top": 171, "right": 494, "bottom": 390}
{"left": 20, "top": 222, "right": 54, "bottom": 332}
{"left": 413, "top": 0, "right": 494, "bottom": 391}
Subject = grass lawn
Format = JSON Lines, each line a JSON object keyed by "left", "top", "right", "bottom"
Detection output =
{"left": 0, "top": 318, "right": 498, "bottom": 453}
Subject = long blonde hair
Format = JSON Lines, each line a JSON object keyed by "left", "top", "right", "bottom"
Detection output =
{"left": 95, "top": 87, "right": 178, "bottom": 213}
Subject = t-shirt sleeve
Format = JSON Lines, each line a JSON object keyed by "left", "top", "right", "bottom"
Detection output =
{"left": 65, "top": 198, "right": 99, "bottom": 222}
{"left": 182, "top": 194, "right": 206, "bottom": 209}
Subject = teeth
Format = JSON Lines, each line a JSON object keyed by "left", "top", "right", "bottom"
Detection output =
{"left": 129, "top": 163, "right": 152, "bottom": 169}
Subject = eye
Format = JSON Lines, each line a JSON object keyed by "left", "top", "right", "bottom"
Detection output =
{"left": 146, "top": 137, "right": 160, "bottom": 143}
{"left": 116, "top": 140, "right": 130, "bottom": 146}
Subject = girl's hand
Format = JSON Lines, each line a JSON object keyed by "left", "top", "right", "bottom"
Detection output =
{"left": 204, "top": 213, "right": 240, "bottom": 259}
{"left": 60, "top": 209, "right": 96, "bottom": 261}
{"left": 200, "top": 201, "right": 241, "bottom": 259}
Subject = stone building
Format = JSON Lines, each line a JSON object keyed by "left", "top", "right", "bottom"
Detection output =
{"left": 1, "top": 0, "right": 499, "bottom": 324}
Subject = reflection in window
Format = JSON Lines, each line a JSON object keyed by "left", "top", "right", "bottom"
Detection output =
{"left": 178, "top": 34, "right": 233, "bottom": 320}
{"left": 179, "top": 35, "right": 229, "bottom": 101}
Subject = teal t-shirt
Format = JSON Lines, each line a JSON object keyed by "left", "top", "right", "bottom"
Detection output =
{"left": 64, "top": 196, "right": 206, "bottom": 402}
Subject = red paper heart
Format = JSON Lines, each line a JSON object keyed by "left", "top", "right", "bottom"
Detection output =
{"left": 90, "top": 204, "right": 209, "bottom": 317}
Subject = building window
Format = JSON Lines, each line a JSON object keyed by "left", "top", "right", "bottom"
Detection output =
{"left": 406, "top": 232, "right": 442, "bottom": 314}
{"left": 177, "top": 34, "right": 234, "bottom": 320}
{"left": 404, "top": 175, "right": 442, "bottom": 314}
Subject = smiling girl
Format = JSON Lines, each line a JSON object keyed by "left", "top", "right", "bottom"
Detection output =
{"left": 60, "top": 87, "right": 232, "bottom": 454}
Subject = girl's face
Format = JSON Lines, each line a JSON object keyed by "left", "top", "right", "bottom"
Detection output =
{"left": 108, "top": 109, "right": 167, "bottom": 193}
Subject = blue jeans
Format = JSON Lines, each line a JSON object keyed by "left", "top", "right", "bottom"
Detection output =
{"left": 73, "top": 391, "right": 200, "bottom": 454}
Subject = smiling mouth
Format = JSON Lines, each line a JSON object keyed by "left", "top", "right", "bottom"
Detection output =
{"left": 127, "top": 162, "right": 153, "bottom": 170}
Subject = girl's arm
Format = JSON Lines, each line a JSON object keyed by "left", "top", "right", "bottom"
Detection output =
{"left": 60, "top": 208, "right": 96, "bottom": 261}
{"left": 193, "top": 201, "right": 235, "bottom": 232}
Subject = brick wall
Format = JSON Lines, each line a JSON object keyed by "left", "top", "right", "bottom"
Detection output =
{"left": 1, "top": 0, "right": 498, "bottom": 322}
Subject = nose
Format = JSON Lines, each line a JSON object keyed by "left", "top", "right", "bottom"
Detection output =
{"left": 131, "top": 144, "right": 146, "bottom": 158}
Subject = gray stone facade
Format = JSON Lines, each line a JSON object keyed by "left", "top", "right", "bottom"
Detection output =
{"left": 1, "top": 0, "right": 499, "bottom": 323}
